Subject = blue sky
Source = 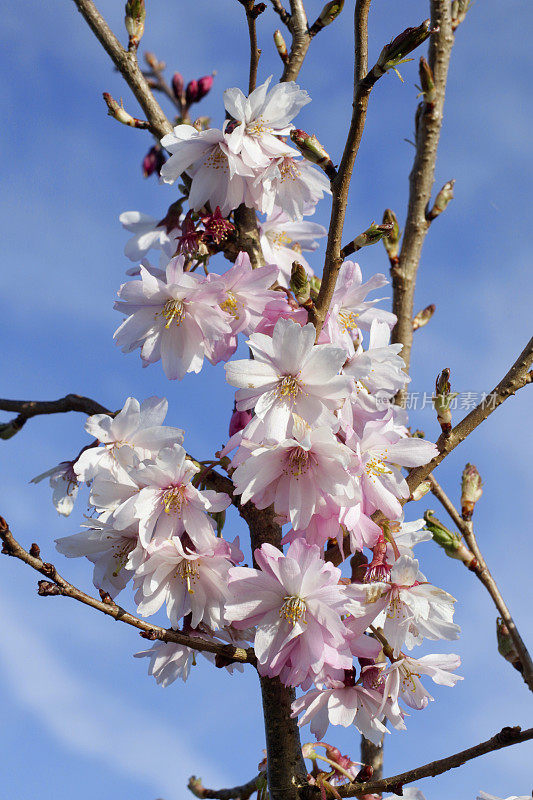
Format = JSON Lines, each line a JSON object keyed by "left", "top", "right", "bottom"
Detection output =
{"left": 1, "top": 1, "right": 532, "bottom": 798}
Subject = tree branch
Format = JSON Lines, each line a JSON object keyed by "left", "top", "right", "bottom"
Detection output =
{"left": 270, "top": 0, "right": 291, "bottom": 27}
{"left": 335, "top": 725, "right": 533, "bottom": 797}
{"left": 429, "top": 475, "right": 533, "bottom": 691}
{"left": 281, "top": 0, "right": 311, "bottom": 82}
{"left": 309, "top": 0, "right": 373, "bottom": 336}
{"left": 405, "top": 336, "right": 533, "bottom": 494}
{"left": 391, "top": 0, "right": 454, "bottom": 398}
{"left": 0, "top": 394, "right": 112, "bottom": 437}
{"left": 240, "top": 1, "right": 262, "bottom": 94}
{"left": 0, "top": 519, "right": 255, "bottom": 665}
{"left": 188, "top": 773, "right": 261, "bottom": 800}
{"left": 71, "top": 0, "right": 173, "bottom": 140}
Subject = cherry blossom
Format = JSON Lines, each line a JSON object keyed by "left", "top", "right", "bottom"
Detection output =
{"left": 258, "top": 208, "right": 326, "bottom": 286}
{"left": 31, "top": 460, "right": 80, "bottom": 517}
{"left": 119, "top": 210, "right": 181, "bottom": 262}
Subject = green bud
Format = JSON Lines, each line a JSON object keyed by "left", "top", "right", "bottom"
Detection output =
{"left": 290, "top": 261, "right": 311, "bottom": 304}
{"left": 376, "top": 20, "right": 433, "bottom": 76}
{"left": 452, "top": 0, "right": 470, "bottom": 30}
{"left": 427, "top": 180, "right": 455, "bottom": 221}
{"left": 273, "top": 29, "right": 288, "bottom": 63}
{"left": 209, "top": 509, "right": 226, "bottom": 537}
{"left": 309, "top": 0, "right": 345, "bottom": 36}
{"left": 125, "top": 0, "right": 145, "bottom": 49}
{"left": 382, "top": 209, "right": 401, "bottom": 261}
{"left": 418, "top": 57, "right": 436, "bottom": 105}
{"left": 424, "top": 511, "right": 463, "bottom": 559}
{"left": 289, "top": 129, "right": 335, "bottom": 178}
{"left": 410, "top": 480, "right": 431, "bottom": 501}
{"left": 309, "top": 275, "right": 322, "bottom": 300}
{"left": 412, "top": 303, "right": 436, "bottom": 331}
{"left": 496, "top": 617, "right": 523, "bottom": 672}
{"left": 461, "top": 463, "right": 483, "bottom": 520}
{"left": 341, "top": 222, "right": 394, "bottom": 259}
{"left": 433, "top": 368, "right": 458, "bottom": 435}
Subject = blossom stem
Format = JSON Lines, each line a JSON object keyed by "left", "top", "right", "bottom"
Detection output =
{"left": 428, "top": 474, "right": 533, "bottom": 692}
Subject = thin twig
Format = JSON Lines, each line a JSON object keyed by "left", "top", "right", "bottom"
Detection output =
{"left": 0, "top": 394, "right": 112, "bottom": 436}
{"left": 241, "top": 1, "right": 262, "bottom": 93}
{"left": 270, "top": 0, "right": 291, "bottom": 26}
{"left": 188, "top": 773, "right": 261, "bottom": 800}
{"left": 0, "top": 519, "right": 255, "bottom": 665}
{"left": 391, "top": 0, "right": 454, "bottom": 402}
{"left": 405, "top": 336, "right": 533, "bottom": 495}
{"left": 335, "top": 725, "right": 533, "bottom": 797}
{"left": 281, "top": 0, "right": 311, "bottom": 82}
{"left": 309, "top": 0, "right": 373, "bottom": 336}
{"left": 71, "top": 0, "right": 173, "bottom": 140}
{"left": 429, "top": 474, "right": 533, "bottom": 691}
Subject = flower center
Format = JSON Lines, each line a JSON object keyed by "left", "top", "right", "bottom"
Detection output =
{"left": 203, "top": 145, "right": 229, "bottom": 173}
{"left": 220, "top": 291, "right": 240, "bottom": 317}
{"left": 276, "top": 374, "right": 302, "bottom": 400}
{"left": 247, "top": 117, "right": 270, "bottom": 137}
{"left": 279, "top": 595, "right": 307, "bottom": 626}
{"left": 285, "top": 446, "right": 310, "bottom": 477}
{"left": 270, "top": 230, "right": 292, "bottom": 248}
{"left": 279, "top": 157, "right": 300, "bottom": 183}
{"left": 338, "top": 309, "right": 360, "bottom": 332}
{"left": 400, "top": 665, "right": 421, "bottom": 693}
{"left": 178, "top": 561, "right": 200, "bottom": 594}
{"left": 159, "top": 299, "right": 185, "bottom": 329}
{"left": 111, "top": 541, "right": 133, "bottom": 577}
{"left": 364, "top": 457, "right": 392, "bottom": 477}
{"left": 162, "top": 485, "right": 187, "bottom": 514}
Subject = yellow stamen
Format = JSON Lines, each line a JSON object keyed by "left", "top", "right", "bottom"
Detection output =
{"left": 159, "top": 299, "right": 185, "bottom": 329}
{"left": 162, "top": 485, "right": 186, "bottom": 514}
{"left": 178, "top": 561, "right": 200, "bottom": 594}
{"left": 285, "top": 447, "right": 309, "bottom": 477}
{"left": 276, "top": 374, "right": 302, "bottom": 400}
{"left": 220, "top": 292, "right": 240, "bottom": 317}
{"left": 338, "top": 309, "right": 360, "bottom": 332}
{"left": 279, "top": 595, "right": 307, "bottom": 625}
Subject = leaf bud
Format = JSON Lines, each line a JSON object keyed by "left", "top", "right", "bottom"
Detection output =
{"left": 382, "top": 208, "right": 401, "bottom": 262}
{"left": 412, "top": 303, "right": 436, "bottom": 331}
{"left": 309, "top": 0, "right": 345, "bottom": 36}
{"left": 273, "top": 29, "right": 289, "bottom": 63}
{"left": 289, "top": 129, "right": 336, "bottom": 179}
{"left": 427, "top": 179, "right": 455, "bottom": 221}
{"left": 461, "top": 463, "right": 483, "bottom": 520}
{"left": 496, "top": 617, "right": 523, "bottom": 673}
{"left": 452, "top": 0, "right": 470, "bottom": 30}
{"left": 375, "top": 20, "right": 434, "bottom": 77}
{"left": 418, "top": 56, "right": 436, "bottom": 105}
{"left": 433, "top": 368, "right": 458, "bottom": 436}
{"left": 410, "top": 480, "right": 431, "bottom": 501}
{"left": 424, "top": 510, "right": 474, "bottom": 564}
{"left": 124, "top": 0, "right": 145, "bottom": 49}
{"left": 290, "top": 262, "right": 311, "bottom": 304}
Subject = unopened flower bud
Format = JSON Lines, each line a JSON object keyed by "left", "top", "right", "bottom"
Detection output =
{"left": 427, "top": 180, "right": 455, "bottom": 221}
{"left": 376, "top": 19, "right": 434, "bottom": 78}
{"left": 144, "top": 52, "right": 165, "bottom": 71}
{"left": 341, "top": 222, "right": 393, "bottom": 259}
{"left": 496, "top": 617, "right": 523, "bottom": 673}
{"left": 413, "top": 303, "right": 436, "bottom": 331}
{"left": 186, "top": 79, "right": 200, "bottom": 106}
{"left": 197, "top": 74, "right": 215, "bottom": 101}
{"left": 418, "top": 57, "right": 436, "bottom": 105}
{"left": 229, "top": 407, "right": 252, "bottom": 437}
{"left": 273, "top": 29, "right": 289, "bottom": 63}
{"left": 410, "top": 479, "right": 431, "bottom": 501}
{"left": 309, "top": 275, "right": 321, "bottom": 299}
{"left": 451, "top": 0, "right": 470, "bottom": 30}
{"left": 382, "top": 209, "right": 401, "bottom": 262}
{"left": 289, "top": 129, "right": 336, "bottom": 179}
{"left": 424, "top": 510, "right": 477, "bottom": 569}
{"left": 461, "top": 463, "right": 483, "bottom": 520}
{"left": 172, "top": 72, "right": 184, "bottom": 101}
{"left": 290, "top": 262, "right": 311, "bottom": 305}
{"left": 142, "top": 145, "right": 166, "bottom": 178}
{"left": 309, "top": 0, "right": 345, "bottom": 36}
{"left": 125, "top": 0, "right": 145, "bottom": 49}
{"left": 433, "top": 368, "right": 458, "bottom": 436}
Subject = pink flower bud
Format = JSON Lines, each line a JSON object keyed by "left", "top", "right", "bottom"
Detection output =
{"left": 172, "top": 72, "right": 184, "bottom": 100}
{"left": 185, "top": 79, "right": 199, "bottom": 105}
{"left": 197, "top": 74, "right": 214, "bottom": 101}
{"left": 229, "top": 408, "right": 252, "bottom": 438}
{"left": 142, "top": 145, "right": 166, "bottom": 178}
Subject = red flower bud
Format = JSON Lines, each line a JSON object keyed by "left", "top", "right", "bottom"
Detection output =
{"left": 197, "top": 74, "right": 214, "bottom": 101}
{"left": 185, "top": 79, "right": 199, "bottom": 105}
{"left": 172, "top": 72, "right": 184, "bottom": 100}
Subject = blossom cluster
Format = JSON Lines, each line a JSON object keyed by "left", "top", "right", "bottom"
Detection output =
{"left": 33, "top": 76, "right": 463, "bottom": 748}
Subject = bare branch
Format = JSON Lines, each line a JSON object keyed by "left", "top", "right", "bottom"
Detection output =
{"left": 188, "top": 773, "right": 261, "bottom": 800}
{"left": 71, "top": 0, "right": 173, "bottom": 140}
{"left": 0, "top": 394, "right": 111, "bottom": 437}
{"left": 335, "top": 725, "right": 533, "bottom": 797}
{"left": 429, "top": 474, "right": 533, "bottom": 691}
{"left": 406, "top": 335, "right": 533, "bottom": 494}
{"left": 281, "top": 0, "right": 311, "bottom": 82}
{"left": 391, "top": 0, "right": 454, "bottom": 398}
{"left": 239, "top": 1, "right": 262, "bottom": 93}
{"left": 0, "top": 519, "right": 255, "bottom": 665}
{"left": 309, "top": 0, "right": 371, "bottom": 335}
{"left": 270, "top": 0, "right": 291, "bottom": 26}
